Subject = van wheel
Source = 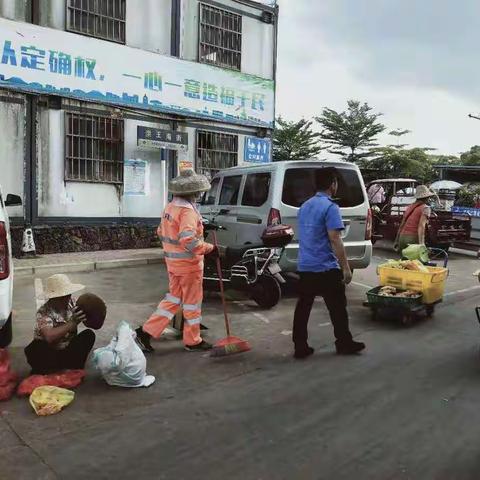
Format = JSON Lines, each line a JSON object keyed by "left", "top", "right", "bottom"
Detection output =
{"left": 0, "top": 314, "right": 12, "bottom": 348}
{"left": 251, "top": 275, "right": 281, "bottom": 309}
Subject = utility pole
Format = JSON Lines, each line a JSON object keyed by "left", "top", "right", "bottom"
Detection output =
{"left": 468, "top": 114, "right": 480, "bottom": 121}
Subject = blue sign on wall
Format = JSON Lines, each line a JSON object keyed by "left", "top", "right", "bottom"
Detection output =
{"left": 244, "top": 137, "right": 272, "bottom": 163}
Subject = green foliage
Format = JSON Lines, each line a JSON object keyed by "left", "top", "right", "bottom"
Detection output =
{"left": 316, "top": 100, "right": 386, "bottom": 162}
{"left": 460, "top": 145, "right": 480, "bottom": 165}
{"left": 361, "top": 146, "right": 434, "bottom": 182}
{"left": 360, "top": 129, "right": 440, "bottom": 182}
{"left": 272, "top": 117, "right": 323, "bottom": 161}
{"left": 456, "top": 185, "right": 480, "bottom": 207}
{"left": 428, "top": 154, "right": 460, "bottom": 165}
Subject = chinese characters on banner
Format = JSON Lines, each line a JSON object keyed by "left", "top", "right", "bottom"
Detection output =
{"left": 0, "top": 18, "right": 274, "bottom": 128}
{"left": 451, "top": 206, "right": 480, "bottom": 218}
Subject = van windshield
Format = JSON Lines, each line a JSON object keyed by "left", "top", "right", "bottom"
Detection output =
{"left": 282, "top": 167, "right": 365, "bottom": 208}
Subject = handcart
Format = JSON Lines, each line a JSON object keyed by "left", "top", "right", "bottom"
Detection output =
{"left": 365, "top": 249, "right": 449, "bottom": 326}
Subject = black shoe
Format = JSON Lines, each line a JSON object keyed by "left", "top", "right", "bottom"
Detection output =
{"left": 135, "top": 327, "right": 154, "bottom": 353}
{"left": 294, "top": 346, "right": 315, "bottom": 359}
{"left": 336, "top": 340, "right": 365, "bottom": 355}
{"left": 184, "top": 340, "right": 212, "bottom": 352}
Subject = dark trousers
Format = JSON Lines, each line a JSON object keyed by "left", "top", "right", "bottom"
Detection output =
{"left": 25, "top": 329, "right": 96, "bottom": 374}
{"left": 293, "top": 270, "right": 353, "bottom": 350}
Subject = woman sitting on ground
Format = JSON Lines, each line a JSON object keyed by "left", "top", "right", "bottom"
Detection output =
{"left": 24, "top": 274, "right": 95, "bottom": 374}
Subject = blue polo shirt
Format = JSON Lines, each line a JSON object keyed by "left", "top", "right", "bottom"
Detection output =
{"left": 297, "top": 192, "right": 345, "bottom": 272}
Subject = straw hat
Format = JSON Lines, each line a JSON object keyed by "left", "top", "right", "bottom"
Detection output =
{"left": 43, "top": 274, "right": 85, "bottom": 299}
{"left": 169, "top": 169, "right": 211, "bottom": 195}
{"left": 415, "top": 185, "right": 436, "bottom": 200}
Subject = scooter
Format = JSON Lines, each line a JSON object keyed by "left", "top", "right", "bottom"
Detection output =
{"left": 202, "top": 219, "right": 294, "bottom": 309}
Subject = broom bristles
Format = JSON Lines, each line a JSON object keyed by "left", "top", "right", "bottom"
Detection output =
{"left": 210, "top": 336, "right": 251, "bottom": 357}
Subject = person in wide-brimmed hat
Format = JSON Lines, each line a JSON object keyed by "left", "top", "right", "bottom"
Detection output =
{"left": 24, "top": 274, "right": 96, "bottom": 374}
{"left": 394, "top": 185, "right": 436, "bottom": 252}
{"left": 135, "top": 169, "right": 217, "bottom": 353}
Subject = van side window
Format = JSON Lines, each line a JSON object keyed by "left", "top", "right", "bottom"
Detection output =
{"left": 282, "top": 168, "right": 364, "bottom": 208}
{"left": 219, "top": 175, "right": 242, "bottom": 205}
{"left": 202, "top": 177, "right": 220, "bottom": 205}
{"left": 242, "top": 173, "right": 271, "bottom": 207}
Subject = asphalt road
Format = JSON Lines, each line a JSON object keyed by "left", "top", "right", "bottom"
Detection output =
{"left": 2, "top": 247, "right": 480, "bottom": 480}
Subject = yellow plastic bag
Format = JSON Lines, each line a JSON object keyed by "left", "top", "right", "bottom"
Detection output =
{"left": 29, "top": 386, "right": 75, "bottom": 416}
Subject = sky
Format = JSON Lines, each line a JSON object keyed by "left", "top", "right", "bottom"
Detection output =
{"left": 275, "top": 0, "right": 480, "bottom": 156}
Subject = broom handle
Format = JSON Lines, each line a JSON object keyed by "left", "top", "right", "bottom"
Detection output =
{"left": 212, "top": 231, "right": 231, "bottom": 337}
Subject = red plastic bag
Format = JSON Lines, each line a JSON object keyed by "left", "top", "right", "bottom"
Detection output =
{"left": 17, "top": 370, "right": 85, "bottom": 397}
{"left": 0, "top": 349, "right": 18, "bottom": 401}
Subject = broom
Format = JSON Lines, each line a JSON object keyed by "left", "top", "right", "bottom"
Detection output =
{"left": 210, "top": 231, "right": 251, "bottom": 357}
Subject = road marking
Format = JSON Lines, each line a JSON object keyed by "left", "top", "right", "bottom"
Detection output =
{"left": 231, "top": 300, "right": 270, "bottom": 324}
{"left": 34, "top": 278, "right": 44, "bottom": 309}
{"left": 281, "top": 330, "right": 292, "bottom": 336}
{"left": 253, "top": 312, "right": 270, "bottom": 324}
{"left": 444, "top": 285, "right": 480, "bottom": 297}
{"left": 352, "top": 281, "right": 373, "bottom": 290}
{"left": 318, "top": 322, "right": 331, "bottom": 327}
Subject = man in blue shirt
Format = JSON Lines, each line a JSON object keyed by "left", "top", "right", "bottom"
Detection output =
{"left": 293, "top": 167, "right": 366, "bottom": 359}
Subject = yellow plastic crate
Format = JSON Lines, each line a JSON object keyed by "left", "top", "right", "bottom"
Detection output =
{"left": 378, "top": 265, "right": 448, "bottom": 305}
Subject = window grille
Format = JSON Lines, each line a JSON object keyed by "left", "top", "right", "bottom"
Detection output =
{"left": 65, "top": 113, "right": 124, "bottom": 184}
{"left": 67, "top": 0, "right": 126, "bottom": 44}
{"left": 196, "top": 130, "right": 238, "bottom": 180}
{"left": 199, "top": 3, "right": 242, "bottom": 71}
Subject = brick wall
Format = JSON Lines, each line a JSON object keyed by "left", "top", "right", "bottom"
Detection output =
{"left": 11, "top": 224, "right": 160, "bottom": 257}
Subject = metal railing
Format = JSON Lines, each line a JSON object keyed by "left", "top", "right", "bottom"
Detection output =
{"left": 196, "top": 130, "right": 238, "bottom": 179}
{"left": 65, "top": 112, "right": 124, "bottom": 184}
{"left": 199, "top": 3, "right": 242, "bottom": 71}
{"left": 67, "top": 0, "right": 126, "bottom": 44}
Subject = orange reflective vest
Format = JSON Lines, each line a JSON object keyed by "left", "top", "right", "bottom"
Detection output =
{"left": 159, "top": 197, "right": 214, "bottom": 274}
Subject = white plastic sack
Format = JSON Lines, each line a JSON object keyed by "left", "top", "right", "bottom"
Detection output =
{"left": 92, "top": 321, "right": 155, "bottom": 388}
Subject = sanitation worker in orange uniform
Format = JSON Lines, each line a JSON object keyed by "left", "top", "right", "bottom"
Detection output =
{"left": 135, "top": 169, "right": 218, "bottom": 352}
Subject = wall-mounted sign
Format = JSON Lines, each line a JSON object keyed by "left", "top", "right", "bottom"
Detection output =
{"left": 0, "top": 18, "right": 274, "bottom": 128}
{"left": 179, "top": 160, "right": 194, "bottom": 172}
{"left": 137, "top": 126, "right": 188, "bottom": 151}
{"left": 244, "top": 136, "right": 272, "bottom": 163}
{"left": 124, "top": 159, "right": 148, "bottom": 196}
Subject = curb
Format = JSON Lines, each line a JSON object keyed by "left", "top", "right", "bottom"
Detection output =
{"left": 14, "top": 255, "right": 165, "bottom": 277}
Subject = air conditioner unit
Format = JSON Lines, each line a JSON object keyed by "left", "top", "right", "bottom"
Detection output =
{"left": 261, "top": 11, "right": 273, "bottom": 24}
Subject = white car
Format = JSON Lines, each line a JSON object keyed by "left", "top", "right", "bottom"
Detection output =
{"left": 0, "top": 186, "right": 22, "bottom": 348}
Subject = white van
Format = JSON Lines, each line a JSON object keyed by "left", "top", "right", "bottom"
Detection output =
{"left": 199, "top": 160, "right": 372, "bottom": 273}
{"left": 0, "top": 186, "right": 22, "bottom": 348}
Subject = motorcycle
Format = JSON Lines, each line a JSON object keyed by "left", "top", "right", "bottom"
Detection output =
{"left": 202, "top": 220, "right": 294, "bottom": 309}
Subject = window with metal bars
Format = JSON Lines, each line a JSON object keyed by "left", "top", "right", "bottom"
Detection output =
{"left": 67, "top": 0, "right": 126, "bottom": 44}
{"left": 196, "top": 130, "right": 238, "bottom": 180}
{"left": 65, "top": 113, "right": 124, "bottom": 184}
{"left": 199, "top": 3, "right": 242, "bottom": 71}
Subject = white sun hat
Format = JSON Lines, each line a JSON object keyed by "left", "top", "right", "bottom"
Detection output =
{"left": 415, "top": 185, "right": 436, "bottom": 200}
{"left": 168, "top": 169, "right": 211, "bottom": 195}
{"left": 43, "top": 274, "right": 85, "bottom": 299}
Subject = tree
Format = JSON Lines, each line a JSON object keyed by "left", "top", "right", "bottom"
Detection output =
{"left": 316, "top": 100, "right": 386, "bottom": 162}
{"left": 272, "top": 117, "right": 323, "bottom": 161}
{"left": 460, "top": 146, "right": 480, "bottom": 165}
{"left": 364, "top": 147, "right": 433, "bottom": 181}
{"left": 360, "top": 129, "right": 438, "bottom": 182}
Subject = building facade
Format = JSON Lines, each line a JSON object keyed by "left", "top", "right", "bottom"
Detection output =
{"left": 0, "top": 0, "right": 277, "bottom": 253}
